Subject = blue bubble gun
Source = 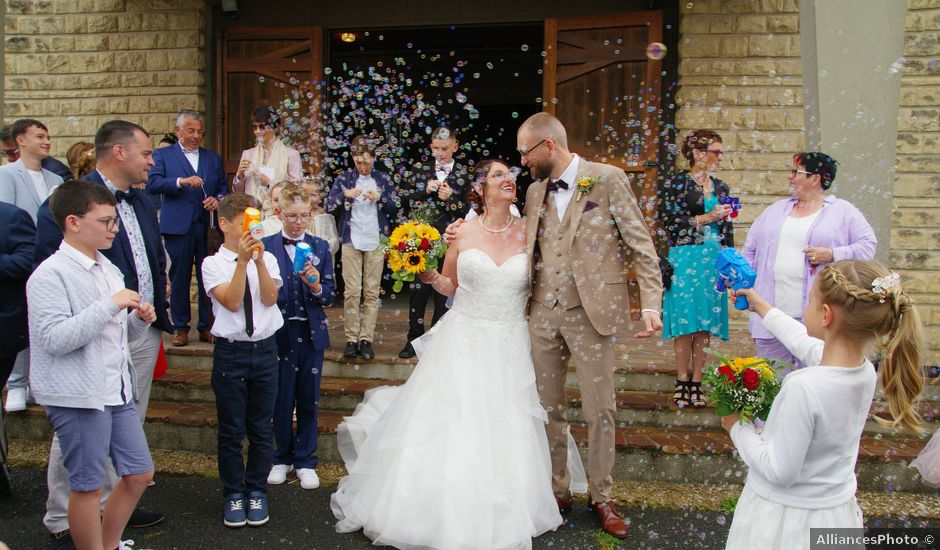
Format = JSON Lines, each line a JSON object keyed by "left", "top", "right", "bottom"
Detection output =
{"left": 714, "top": 247, "right": 756, "bottom": 310}
{"left": 293, "top": 242, "right": 317, "bottom": 283}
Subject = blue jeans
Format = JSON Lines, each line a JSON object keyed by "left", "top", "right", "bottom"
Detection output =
{"left": 212, "top": 336, "right": 277, "bottom": 497}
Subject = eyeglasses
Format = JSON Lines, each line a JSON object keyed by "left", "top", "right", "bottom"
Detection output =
{"left": 790, "top": 169, "right": 814, "bottom": 177}
{"left": 518, "top": 139, "right": 548, "bottom": 158}
{"left": 284, "top": 213, "right": 312, "bottom": 223}
{"left": 488, "top": 171, "right": 515, "bottom": 181}
{"left": 0, "top": 149, "right": 18, "bottom": 159}
{"left": 705, "top": 149, "right": 724, "bottom": 157}
{"left": 80, "top": 215, "right": 121, "bottom": 231}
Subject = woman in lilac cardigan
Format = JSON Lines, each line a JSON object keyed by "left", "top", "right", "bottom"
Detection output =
{"left": 742, "top": 152, "right": 876, "bottom": 368}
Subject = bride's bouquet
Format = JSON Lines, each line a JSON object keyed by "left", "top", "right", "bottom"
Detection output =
{"left": 702, "top": 353, "right": 787, "bottom": 424}
{"left": 384, "top": 220, "right": 447, "bottom": 293}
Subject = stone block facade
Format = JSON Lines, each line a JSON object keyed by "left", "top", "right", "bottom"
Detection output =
{"left": 677, "top": 0, "right": 940, "bottom": 359}
{"left": 2, "top": 0, "right": 209, "bottom": 157}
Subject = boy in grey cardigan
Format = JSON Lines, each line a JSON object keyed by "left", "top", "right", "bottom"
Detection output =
{"left": 27, "top": 180, "right": 156, "bottom": 550}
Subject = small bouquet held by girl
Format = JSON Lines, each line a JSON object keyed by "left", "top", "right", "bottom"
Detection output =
{"left": 702, "top": 354, "right": 787, "bottom": 424}
{"left": 384, "top": 219, "right": 447, "bottom": 293}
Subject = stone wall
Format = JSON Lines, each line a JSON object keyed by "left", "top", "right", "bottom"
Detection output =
{"left": 2, "top": 0, "right": 209, "bottom": 157}
{"left": 894, "top": 0, "right": 940, "bottom": 359}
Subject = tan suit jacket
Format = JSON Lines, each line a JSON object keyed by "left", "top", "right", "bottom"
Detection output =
{"left": 524, "top": 159, "right": 662, "bottom": 336}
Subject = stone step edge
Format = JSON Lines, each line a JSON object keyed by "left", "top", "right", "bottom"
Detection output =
{"left": 9, "top": 404, "right": 927, "bottom": 463}
{"left": 153, "top": 370, "right": 940, "bottom": 423}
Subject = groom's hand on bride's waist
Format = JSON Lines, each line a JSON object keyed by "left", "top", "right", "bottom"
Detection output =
{"left": 634, "top": 310, "right": 663, "bottom": 338}
{"left": 444, "top": 219, "right": 464, "bottom": 244}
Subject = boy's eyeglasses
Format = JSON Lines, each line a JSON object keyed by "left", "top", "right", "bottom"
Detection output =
{"left": 0, "top": 149, "right": 18, "bottom": 158}
{"left": 81, "top": 215, "right": 121, "bottom": 231}
{"left": 790, "top": 169, "right": 813, "bottom": 177}
{"left": 284, "top": 213, "right": 312, "bottom": 223}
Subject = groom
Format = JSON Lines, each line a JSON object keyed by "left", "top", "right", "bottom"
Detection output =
{"left": 518, "top": 113, "right": 663, "bottom": 539}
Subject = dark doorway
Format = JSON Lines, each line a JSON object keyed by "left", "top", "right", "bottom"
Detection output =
{"left": 322, "top": 24, "right": 544, "bottom": 189}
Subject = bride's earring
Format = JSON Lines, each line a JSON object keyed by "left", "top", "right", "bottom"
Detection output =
{"left": 513, "top": 197, "right": 518, "bottom": 203}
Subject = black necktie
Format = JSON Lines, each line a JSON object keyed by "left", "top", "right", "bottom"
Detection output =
{"left": 243, "top": 275, "right": 254, "bottom": 337}
{"left": 282, "top": 237, "right": 300, "bottom": 247}
{"left": 115, "top": 189, "right": 137, "bottom": 204}
{"left": 547, "top": 179, "right": 569, "bottom": 193}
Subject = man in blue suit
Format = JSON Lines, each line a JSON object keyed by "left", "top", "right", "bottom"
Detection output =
{"left": 261, "top": 183, "right": 334, "bottom": 489}
{"left": 0, "top": 203, "right": 34, "bottom": 498}
{"left": 147, "top": 109, "right": 227, "bottom": 347}
{"left": 33, "top": 121, "right": 168, "bottom": 540}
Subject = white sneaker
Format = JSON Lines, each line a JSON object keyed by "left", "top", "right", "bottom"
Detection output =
{"left": 4, "top": 388, "right": 26, "bottom": 412}
{"left": 118, "top": 540, "right": 135, "bottom": 550}
{"left": 296, "top": 468, "right": 319, "bottom": 490}
{"left": 267, "top": 464, "right": 293, "bottom": 485}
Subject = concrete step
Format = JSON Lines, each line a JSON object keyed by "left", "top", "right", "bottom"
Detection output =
{"left": 6, "top": 402, "right": 931, "bottom": 493}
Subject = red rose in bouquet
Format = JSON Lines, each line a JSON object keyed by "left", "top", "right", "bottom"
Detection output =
{"left": 717, "top": 365, "right": 737, "bottom": 383}
{"left": 742, "top": 368, "right": 760, "bottom": 391}
{"left": 703, "top": 354, "right": 787, "bottom": 424}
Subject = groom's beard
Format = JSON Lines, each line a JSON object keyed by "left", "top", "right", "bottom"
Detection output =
{"left": 529, "top": 158, "right": 553, "bottom": 181}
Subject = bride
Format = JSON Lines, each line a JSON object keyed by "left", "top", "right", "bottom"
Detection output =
{"left": 330, "top": 159, "right": 584, "bottom": 549}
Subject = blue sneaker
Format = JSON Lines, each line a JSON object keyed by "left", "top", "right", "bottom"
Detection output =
{"left": 246, "top": 491, "right": 269, "bottom": 526}
{"left": 223, "top": 493, "right": 246, "bottom": 528}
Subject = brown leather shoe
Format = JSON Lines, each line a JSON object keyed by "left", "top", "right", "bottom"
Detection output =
{"left": 171, "top": 329, "right": 188, "bottom": 347}
{"left": 591, "top": 500, "right": 628, "bottom": 539}
{"left": 556, "top": 493, "right": 572, "bottom": 514}
{"left": 198, "top": 330, "right": 215, "bottom": 344}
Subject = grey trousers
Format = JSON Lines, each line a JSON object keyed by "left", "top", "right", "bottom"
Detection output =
{"left": 43, "top": 326, "right": 161, "bottom": 533}
{"left": 6, "top": 348, "right": 29, "bottom": 391}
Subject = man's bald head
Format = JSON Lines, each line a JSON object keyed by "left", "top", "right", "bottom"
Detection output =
{"left": 518, "top": 112, "right": 569, "bottom": 150}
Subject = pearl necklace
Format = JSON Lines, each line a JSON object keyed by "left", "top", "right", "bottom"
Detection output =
{"left": 480, "top": 213, "right": 513, "bottom": 233}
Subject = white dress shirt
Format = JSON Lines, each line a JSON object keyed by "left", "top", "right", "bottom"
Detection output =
{"left": 59, "top": 242, "right": 134, "bottom": 405}
{"left": 435, "top": 160, "right": 454, "bottom": 182}
{"left": 550, "top": 154, "right": 580, "bottom": 221}
{"left": 349, "top": 174, "right": 381, "bottom": 252}
{"left": 176, "top": 143, "right": 200, "bottom": 187}
{"left": 101, "top": 171, "right": 154, "bottom": 305}
{"left": 202, "top": 245, "right": 284, "bottom": 341}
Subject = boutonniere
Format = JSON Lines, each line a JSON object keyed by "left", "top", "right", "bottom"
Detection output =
{"left": 575, "top": 176, "right": 599, "bottom": 202}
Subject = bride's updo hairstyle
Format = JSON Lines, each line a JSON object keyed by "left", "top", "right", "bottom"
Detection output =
{"left": 816, "top": 260, "right": 925, "bottom": 433}
{"left": 468, "top": 158, "right": 503, "bottom": 216}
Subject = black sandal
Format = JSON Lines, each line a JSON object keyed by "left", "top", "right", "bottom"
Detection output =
{"left": 689, "top": 381, "right": 707, "bottom": 408}
{"left": 673, "top": 380, "right": 691, "bottom": 407}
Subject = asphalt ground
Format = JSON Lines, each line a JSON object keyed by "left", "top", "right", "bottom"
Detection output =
{"left": 1, "top": 468, "right": 938, "bottom": 550}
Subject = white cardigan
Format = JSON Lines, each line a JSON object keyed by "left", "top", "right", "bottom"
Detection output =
{"left": 730, "top": 309, "right": 877, "bottom": 508}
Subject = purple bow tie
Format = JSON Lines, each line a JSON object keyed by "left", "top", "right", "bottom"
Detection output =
{"left": 546, "top": 179, "right": 569, "bottom": 193}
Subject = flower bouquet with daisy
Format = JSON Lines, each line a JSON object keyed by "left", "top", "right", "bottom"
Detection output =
{"left": 702, "top": 353, "right": 787, "bottom": 424}
{"left": 384, "top": 220, "right": 447, "bottom": 293}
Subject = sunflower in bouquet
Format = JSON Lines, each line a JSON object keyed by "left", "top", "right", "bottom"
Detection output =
{"left": 384, "top": 221, "right": 447, "bottom": 293}
{"left": 702, "top": 353, "right": 787, "bottom": 424}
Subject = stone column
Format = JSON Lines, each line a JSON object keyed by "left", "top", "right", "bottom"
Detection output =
{"left": 800, "top": 0, "right": 907, "bottom": 263}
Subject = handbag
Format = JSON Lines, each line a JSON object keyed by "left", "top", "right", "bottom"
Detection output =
{"left": 659, "top": 256, "right": 674, "bottom": 291}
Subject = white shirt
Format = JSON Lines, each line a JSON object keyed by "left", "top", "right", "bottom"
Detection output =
{"left": 101, "top": 171, "right": 154, "bottom": 305}
{"left": 730, "top": 308, "right": 877, "bottom": 509}
{"left": 349, "top": 174, "right": 381, "bottom": 252}
{"left": 59, "top": 242, "right": 133, "bottom": 406}
{"left": 176, "top": 143, "right": 200, "bottom": 187}
{"left": 550, "top": 154, "right": 580, "bottom": 221}
{"left": 27, "top": 168, "right": 49, "bottom": 202}
{"left": 201, "top": 245, "right": 284, "bottom": 341}
{"left": 435, "top": 160, "right": 454, "bottom": 182}
{"left": 773, "top": 211, "right": 820, "bottom": 317}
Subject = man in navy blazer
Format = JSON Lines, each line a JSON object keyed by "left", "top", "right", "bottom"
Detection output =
{"left": 32, "top": 121, "right": 168, "bottom": 536}
{"left": 261, "top": 184, "right": 334, "bottom": 486}
{"left": 0, "top": 202, "right": 33, "bottom": 497}
{"left": 147, "top": 109, "right": 227, "bottom": 347}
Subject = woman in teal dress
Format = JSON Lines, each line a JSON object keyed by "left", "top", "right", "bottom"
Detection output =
{"left": 657, "top": 130, "right": 735, "bottom": 408}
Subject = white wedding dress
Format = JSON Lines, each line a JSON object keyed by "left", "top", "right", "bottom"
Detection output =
{"left": 331, "top": 249, "right": 584, "bottom": 550}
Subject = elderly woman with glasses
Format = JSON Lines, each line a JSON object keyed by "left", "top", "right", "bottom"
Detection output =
{"left": 742, "top": 152, "right": 877, "bottom": 369}
{"left": 657, "top": 130, "right": 735, "bottom": 408}
{"left": 232, "top": 106, "right": 303, "bottom": 218}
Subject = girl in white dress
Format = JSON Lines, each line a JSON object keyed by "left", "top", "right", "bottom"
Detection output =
{"left": 727, "top": 261, "right": 925, "bottom": 550}
{"left": 330, "top": 160, "right": 583, "bottom": 550}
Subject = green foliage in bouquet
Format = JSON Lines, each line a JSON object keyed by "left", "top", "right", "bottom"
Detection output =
{"left": 702, "top": 352, "right": 788, "bottom": 424}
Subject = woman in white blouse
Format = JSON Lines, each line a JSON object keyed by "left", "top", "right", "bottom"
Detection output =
{"left": 232, "top": 106, "right": 303, "bottom": 218}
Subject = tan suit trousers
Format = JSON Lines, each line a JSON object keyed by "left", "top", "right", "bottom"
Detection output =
{"left": 341, "top": 243, "right": 384, "bottom": 342}
{"left": 529, "top": 301, "right": 616, "bottom": 503}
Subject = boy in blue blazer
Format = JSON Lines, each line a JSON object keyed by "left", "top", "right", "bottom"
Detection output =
{"left": 262, "top": 183, "right": 335, "bottom": 489}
